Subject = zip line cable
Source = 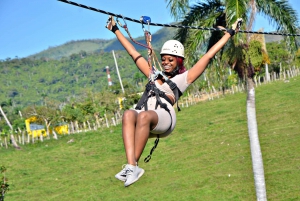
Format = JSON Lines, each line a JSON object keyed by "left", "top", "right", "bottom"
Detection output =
{"left": 58, "top": 0, "right": 300, "bottom": 37}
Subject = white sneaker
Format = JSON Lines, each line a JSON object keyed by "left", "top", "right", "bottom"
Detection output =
{"left": 124, "top": 164, "right": 144, "bottom": 187}
{"left": 115, "top": 164, "right": 128, "bottom": 182}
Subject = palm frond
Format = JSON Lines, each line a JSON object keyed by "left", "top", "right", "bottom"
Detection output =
{"left": 256, "top": 0, "right": 299, "bottom": 50}
{"left": 256, "top": 0, "right": 298, "bottom": 32}
{"left": 173, "top": 0, "right": 226, "bottom": 64}
{"left": 225, "top": 0, "right": 248, "bottom": 25}
{"left": 165, "top": 0, "right": 190, "bottom": 20}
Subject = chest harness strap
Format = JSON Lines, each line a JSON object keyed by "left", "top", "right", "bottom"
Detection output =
{"left": 135, "top": 76, "right": 182, "bottom": 163}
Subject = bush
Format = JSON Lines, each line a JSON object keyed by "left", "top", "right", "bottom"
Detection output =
{"left": 0, "top": 166, "right": 9, "bottom": 201}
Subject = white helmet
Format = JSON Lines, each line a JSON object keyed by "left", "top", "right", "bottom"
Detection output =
{"left": 160, "top": 40, "right": 184, "bottom": 58}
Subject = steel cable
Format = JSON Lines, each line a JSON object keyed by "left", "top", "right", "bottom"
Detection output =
{"left": 58, "top": 0, "right": 300, "bottom": 36}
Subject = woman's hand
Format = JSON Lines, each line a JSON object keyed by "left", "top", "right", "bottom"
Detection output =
{"left": 227, "top": 18, "right": 243, "bottom": 36}
{"left": 105, "top": 15, "right": 119, "bottom": 33}
{"left": 232, "top": 18, "right": 243, "bottom": 33}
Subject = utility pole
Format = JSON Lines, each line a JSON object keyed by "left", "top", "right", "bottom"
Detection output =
{"left": 112, "top": 50, "right": 125, "bottom": 94}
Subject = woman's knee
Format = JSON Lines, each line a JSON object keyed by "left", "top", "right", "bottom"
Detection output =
{"left": 137, "top": 111, "right": 157, "bottom": 126}
{"left": 122, "top": 110, "right": 137, "bottom": 123}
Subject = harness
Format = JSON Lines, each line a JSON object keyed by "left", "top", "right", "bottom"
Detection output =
{"left": 135, "top": 72, "right": 182, "bottom": 163}
{"left": 135, "top": 76, "right": 182, "bottom": 112}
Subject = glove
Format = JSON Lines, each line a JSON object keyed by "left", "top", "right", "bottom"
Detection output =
{"left": 105, "top": 15, "right": 119, "bottom": 33}
{"left": 227, "top": 18, "right": 243, "bottom": 36}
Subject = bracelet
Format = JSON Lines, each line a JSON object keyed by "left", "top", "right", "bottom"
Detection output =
{"left": 111, "top": 25, "right": 119, "bottom": 33}
{"left": 134, "top": 55, "right": 143, "bottom": 63}
{"left": 227, "top": 29, "right": 235, "bottom": 36}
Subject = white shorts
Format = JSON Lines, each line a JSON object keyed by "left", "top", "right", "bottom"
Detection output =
{"left": 134, "top": 96, "right": 176, "bottom": 138}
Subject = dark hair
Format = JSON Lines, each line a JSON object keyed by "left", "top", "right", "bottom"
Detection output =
{"left": 177, "top": 57, "right": 186, "bottom": 74}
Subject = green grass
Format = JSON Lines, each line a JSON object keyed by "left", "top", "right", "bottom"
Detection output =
{"left": 2, "top": 77, "right": 300, "bottom": 201}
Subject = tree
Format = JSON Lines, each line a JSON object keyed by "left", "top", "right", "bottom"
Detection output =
{"left": 0, "top": 105, "right": 20, "bottom": 149}
{"left": 0, "top": 100, "right": 21, "bottom": 149}
{"left": 266, "top": 40, "right": 294, "bottom": 72}
{"left": 22, "top": 98, "right": 63, "bottom": 139}
{"left": 165, "top": 0, "right": 299, "bottom": 200}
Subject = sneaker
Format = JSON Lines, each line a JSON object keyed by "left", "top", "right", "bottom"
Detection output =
{"left": 115, "top": 164, "right": 128, "bottom": 182}
{"left": 124, "top": 165, "right": 145, "bottom": 187}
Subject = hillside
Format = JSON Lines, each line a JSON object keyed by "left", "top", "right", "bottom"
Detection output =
{"left": 0, "top": 26, "right": 178, "bottom": 108}
{"left": 1, "top": 77, "right": 300, "bottom": 200}
{"left": 0, "top": 50, "right": 148, "bottom": 107}
{"left": 0, "top": 26, "right": 295, "bottom": 109}
{"left": 27, "top": 26, "right": 292, "bottom": 60}
{"left": 28, "top": 27, "right": 177, "bottom": 60}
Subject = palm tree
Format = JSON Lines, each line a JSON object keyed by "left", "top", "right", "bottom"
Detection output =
{"left": 166, "top": 0, "right": 298, "bottom": 62}
{"left": 165, "top": 0, "right": 299, "bottom": 200}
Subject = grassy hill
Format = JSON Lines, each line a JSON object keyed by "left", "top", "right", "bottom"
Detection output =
{"left": 1, "top": 76, "right": 299, "bottom": 200}
{"left": 28, "top": 26, "right": 291, "bottom": 60}
{"left": 28, "top": 27, "right": 177, "bottom": 60}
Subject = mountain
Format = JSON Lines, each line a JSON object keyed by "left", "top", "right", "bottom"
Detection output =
{"left": 28, "top": 25, "right": 292, "bottom": 61}
{"left": 28, "top": 27, "right": 178, "bottom": 60}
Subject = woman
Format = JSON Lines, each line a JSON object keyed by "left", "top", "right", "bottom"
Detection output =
{"left": 106, "top": 16, "right": 242, "bottom": 187}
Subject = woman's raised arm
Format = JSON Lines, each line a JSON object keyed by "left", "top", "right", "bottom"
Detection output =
{"left": 106, "top": 16, "right": 150, "bottom": 77}
{"left": 186, "top": 18, "right": 243, "bottom": 84}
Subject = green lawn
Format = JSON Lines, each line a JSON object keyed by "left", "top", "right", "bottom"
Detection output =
{"left": 1, "top": 77, "right": 300, "bottom": 201}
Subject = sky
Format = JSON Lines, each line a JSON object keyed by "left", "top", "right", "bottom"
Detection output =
{"left": 0, "top": 0, "right": 299, "bottom": 60}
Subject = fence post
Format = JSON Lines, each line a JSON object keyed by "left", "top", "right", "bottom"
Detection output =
{"left": 104, "top": 114, "right": 109, "bottom": 128}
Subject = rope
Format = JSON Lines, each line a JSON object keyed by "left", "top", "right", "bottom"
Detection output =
{"left": 58, "top": 0, "right": 300, "bottom": 37}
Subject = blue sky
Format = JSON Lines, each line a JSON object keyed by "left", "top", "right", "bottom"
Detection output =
{"left": 0, "top": 0, "right": 299, "bottom": 60}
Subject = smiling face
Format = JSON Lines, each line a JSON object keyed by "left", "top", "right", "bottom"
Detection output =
{"left": 161, "top": 55, "right": 178, "bottom": 73}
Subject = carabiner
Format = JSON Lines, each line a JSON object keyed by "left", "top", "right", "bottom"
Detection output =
{"left": 116, "top": 15, "right": 128, "bottom": 29}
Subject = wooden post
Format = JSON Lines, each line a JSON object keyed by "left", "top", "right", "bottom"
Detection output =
{"left": 104, "top": 113, "right": 109, "bottom": 128}
{"left": 279, "top": 63, "right": 282, "bottom": 80}
{"left": 10, "top": 134, "right": 21, "bottom": 149}
{"left": 87, "top": 121, "right": 91, "bottom": 130}
{"left": 112, "top": 117, "right": 116, "bottom": 126}
{"left": 95, "top": 116, "right": 100, "bottom": 129}
{"left": 40, "top": 132, "right": 44, "bottom": 142}
{"left": 22, "top": 131, "right": 25, "bottom": 145}
{"left": 83, "top": 122, "right": 87, "bottom": 132}
{"left": 4, "top": 137, "right": 8, "bottom": 149}
{"left": 27, "top": 133, "right": 30, "bottom": 144}
{"left": 75, "top": 121, "right": 80, "bottom": 133}
{"left": 52, "top": 131, "right": 58, "bottom": 139}
{"left": 70, "top": 122, "right": 75, "bottom": 134}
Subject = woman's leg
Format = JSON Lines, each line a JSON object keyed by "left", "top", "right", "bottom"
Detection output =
{"left": 122, "top": 110, "right": 139, "bottom": 165}
{"left": 122, "top": 110, "right": 158, "bottom": 165}
{"left": 134, "top": 110, "right": 158, "bottom": 163}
